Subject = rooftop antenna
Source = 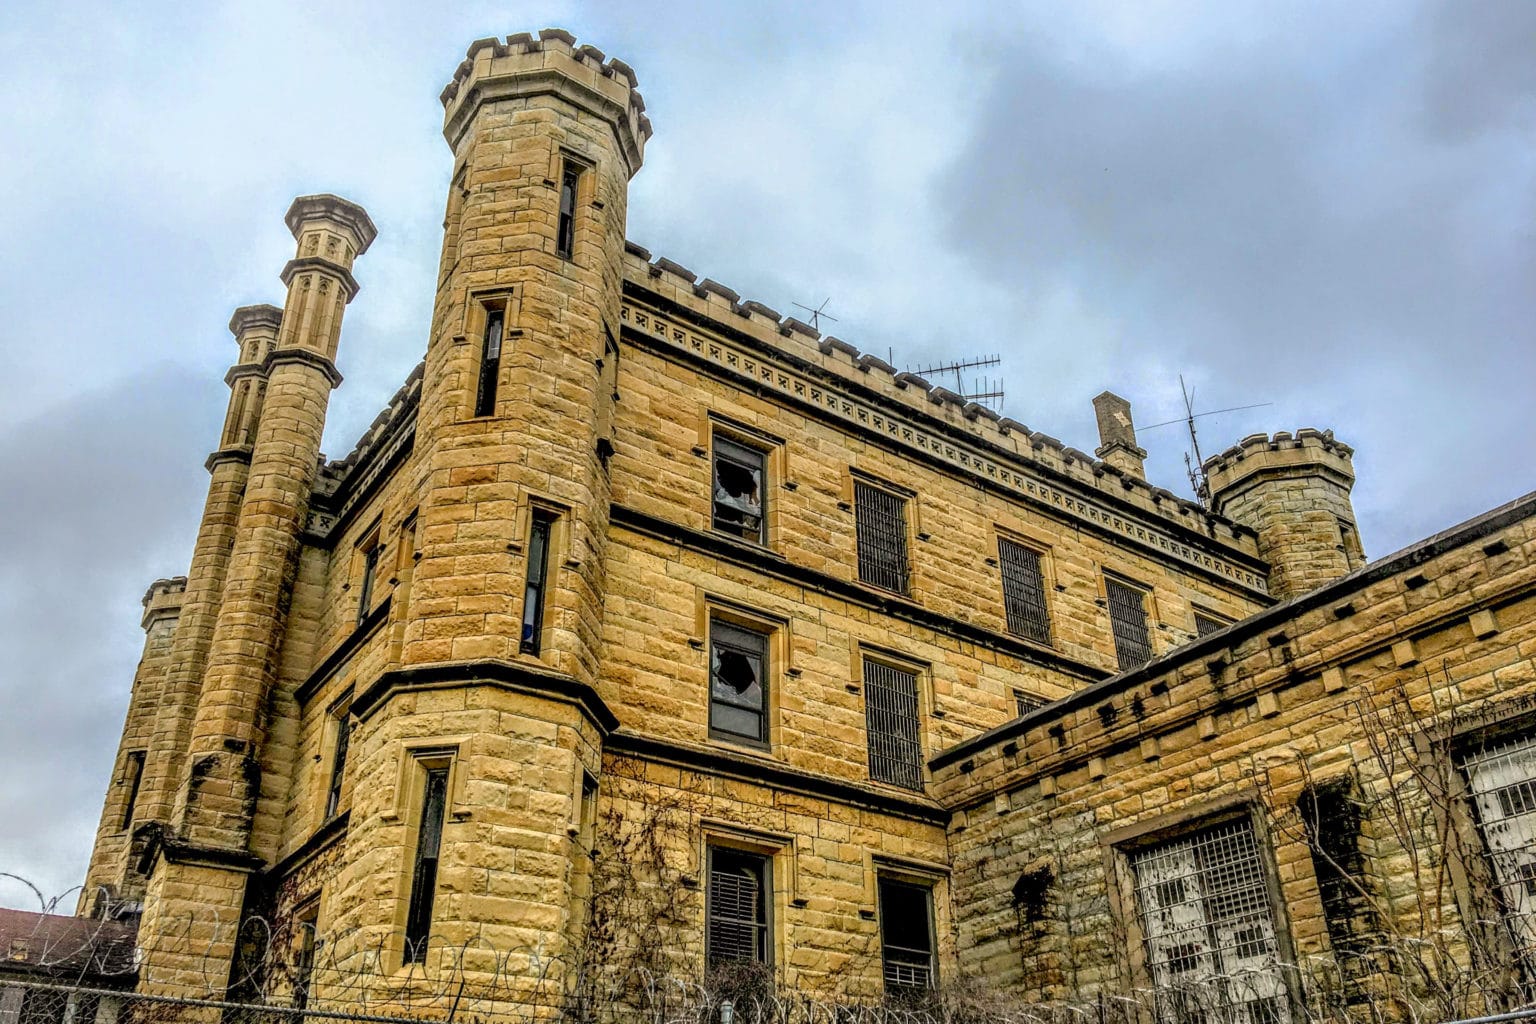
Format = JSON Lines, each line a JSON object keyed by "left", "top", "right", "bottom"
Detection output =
{"left": 791, "top": 298, "right": 838, "bottom": 333}
{"left": 1141, "top": 376, "right": 1271, "bottom": 505}
{"left": 908, "top": 354, "right": 1006, "bottom": 413}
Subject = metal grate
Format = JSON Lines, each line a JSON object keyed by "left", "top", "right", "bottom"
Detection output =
{"left": 707, "top": 849, "right": 769, "bottom": 965}
{"left": 865, "top": 661, "right": 922, "bottom": 790}
{"left": 1014, "top": 690, "right": 1045, "bottom": 717}
{"left": 998, "top": 539, "right": 1052, "bottom": 643}
{"left": 1195, "top": 612, "right": 1227, "bottom": 638}
{"left": 1461, "top": 734, "right": 1536, "bottom": 971}
{"left": 855, "top": 482, "right": 910, "bottom": 594}
{"left": 1106, "top": 577, "right": 1154, "bottom": 670}
{"left": 1130, "top": 819, "right": 1290, "bottom": 1024}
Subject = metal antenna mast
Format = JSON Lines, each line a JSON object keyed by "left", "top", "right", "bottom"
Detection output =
{"left": 791, "top": 298, "right": 838, "bottom": 333}
{"left": 1140, "top": 378, "right": 1272, "bottom": 505}
{"left": 908, "top": 354, "right": 1006, "bottom": 412}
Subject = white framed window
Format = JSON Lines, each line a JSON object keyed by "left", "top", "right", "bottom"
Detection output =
{"left": 1463, "top": 733, "right": 1536, "bottom": 969}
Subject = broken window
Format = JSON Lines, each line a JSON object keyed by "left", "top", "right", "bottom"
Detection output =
{"left": 707, "top": 847, "right": 771, "bottom": 966}
{"left": 855, "top": 481, "right": 909, "bottom": 594}
{"left": 1462, "top": 732, "right": 1536, "bottom": 969}
{"left": 1129, "top": 818, "right": 1291, "bottom": 1024}
{"left": 324, "top": 711, "right": 350, "bottom": 820}
{"left": 879, "top": 878, "right": 935, "bottom": 992}
{"left": 1106, "top": 576, "right": 1154, "bottom": 670}
{"left": 999, "top": 538, "right": 1051, "bottom": 643}
{"left": 865, "top": 660, "right": 923, "bottom": 790}
{"left": 712, "top": 436, "right": 766, "bottom": 543}
{"left": 709, "top": 621, "right": 769, "bottom": 746}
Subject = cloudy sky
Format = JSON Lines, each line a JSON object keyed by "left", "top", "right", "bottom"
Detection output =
{"left": 0, "top": 0, "right": 1531, "bottom": 907}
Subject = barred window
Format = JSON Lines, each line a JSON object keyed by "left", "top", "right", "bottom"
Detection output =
{"left": 1014, "top": 689, "right": 1045, "bottom": 717}
{"left": 712, "top": 436, "right": 766, "bottom": 543}
{"left": 1194, "top": 611, "right": 1229, "bottom": 638}
{"left": 998, "top": 538, "right": 1051, "bottom": 643}
{"left": 1129, "top": 818, "right": 1290, "bottom": 1024}
{"left": 879, "top": 878, "right": 935, "bottom": 991}
{"left": 855, "top": 481, "right": 910, "bottom": 594}
{"left": 865, "top": 660, "right": 923, "bottom": 790}
{"left": 710, "top": 621, "right": 769, "bottom": 746}
{"left": 1462, "top": 733, "right": 1536, "bottom": 969}
{"left": 1106, "top": 576, "right": 1154, "bottom": 670}
{"left": 707, "top": 848, "right": 771, "bottom": 966}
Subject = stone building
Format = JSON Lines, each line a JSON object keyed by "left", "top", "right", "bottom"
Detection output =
{"left": 77, "top": 28, "right": 1536, "bottom": 1020}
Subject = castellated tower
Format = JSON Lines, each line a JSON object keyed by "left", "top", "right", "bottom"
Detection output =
{"left": 1203, "top": 428, "right": 1365, "bottom": 599}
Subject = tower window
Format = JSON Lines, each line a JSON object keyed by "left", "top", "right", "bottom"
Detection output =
{"left": 1105, "top": 576, "right": 1154, "bottom": 671}
{"left": 706, "top": 847, "right": 771, "bottom": 966}
{"left": 404, "top": 764, "right": 450, "bottom": 964}
{"left": 855, "top": 481, "right": 910, "bottom": 594}
{"left": 879, "top": 878, "right": 935, "bottom": 991}
{"left": 865, "top": 660, "right": 923, "bottom": 790}
{"left": 323, "top": 711, "right": 351, "bottom": 820}
{"left": 473, "top": 306, "right": 505, "bottom": 418}
{"left": 709, "top": 621, "right": 769, "bottom": 747}
{"left": 556, "top": 162, "right": 582, "bottom": 260}
{"left": 520, "top": 509, "right": 556, "bottom": 655}
{"left": 356, "top": 535, "right": 382, "bottom": 627}
{"left": 119, "top": 750, "right": 146, "bottom": 831}
{"left": 998, "top": 538, "right": 1051, "bottom": 644}
{"left": 712, "top": 436, "right": 766, "bottom": 543}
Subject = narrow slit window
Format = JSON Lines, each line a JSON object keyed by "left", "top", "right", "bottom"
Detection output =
{"left": 324, "top": 712, "right": 351, "bottom": 820}
{"left": 865, "top": 660, "right": 923, "bottom": 790}
{"left": 120, "top": 750, "right": 146, "bottom": 831}
{"left": 709, "top": 621, "right": 769, "bottom": 746}
{"left": 712, "top": 437, "right": 766, "bottom": 543}
{"left": 879, "top": 878, "right": 935, "bottom": 991}
{"left": 356, "top": 538, "right": 382, "bottom": 626}
{"left": 1106, "top": 576, "right": 1154, "bottom": 671}
{"left": 855, "top": 481, "right": 910, "bottom": 594}
{"left": 521, "top": 509, "right": 556, "bottom": 655}
{"left": 998, "top": 538, "right": 1051, "bottom": 643}
{"left": 403, "top": 765, "right": 450, "bottom": 964}
{"left": 707, "top": 848, "right": 771, "bottom": 967}
{"left": 473, "top": 306, "right": 505, "bottom": 418}
{"left": 292, "top": 902, "right": 320, "bottom": 1011}
{"left": 556, "top": 163, "right": 582, "bottom": 260}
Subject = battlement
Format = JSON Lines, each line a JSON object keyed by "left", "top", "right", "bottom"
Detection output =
{"left": 439, "top": 29, "right": 651, "bottom": 174}
{"left": 621, "top": 241, "right": 1264, "bottom": 562}
{"left": 1203, "top": 428, "right": 1355, "bottom": 501}
{"left": 140, "top": 576, "right": 187, "bottom": 630}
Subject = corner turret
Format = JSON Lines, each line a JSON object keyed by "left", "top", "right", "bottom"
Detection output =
{"left": 1204, "top": 429, "right": 1363, "bottom": 599}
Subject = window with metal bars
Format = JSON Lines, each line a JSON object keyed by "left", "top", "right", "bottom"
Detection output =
{"left": 1105, "top": 576, "right": 1154, "bottom": 670}
{"left": 1194, "top": 611, "right": 1228, "bottom": 638}
{"left": 998, "top": 538, "right": 1051, "bottom": 643}
{"left": 710, "top": 621, "right": 769, "bottom": 746}
{"left": 521, "top": 509, "right": 555, "bottom": 655}
{"left": 324, "top": 711, "right": 350, "bottom": 820}
{"left": 879, "top": 878, "right": 935, "bottom": 992}
{"left": 864, "top": 660, "right": 923, "bottom": 790}
{"left": 855, "top": 481, "right": 910, "bottom": 594}
{"left": 706, "top": 848, "right": 771, "bottom": 966}
{"left": 1013, "top": 689, "right": 1045, "bottom": 717}
{"left": 1129, "top": 818, "right": 1291, "bottom": 1024}
{"left": 473, "top": 306, "right": 505, "bottom": 417}
{"left": 1461, "top": 733, "right": 1536, "bottom": 971}
{"left": 119, "top": 750, "right": 145, "bottom": 831}
{"left": 404, "top": 763, "right": 450, "bottom": 964}
{"left": 712, "top": 436, "right": 766, "bottom": 543}
{"left": 556, "top": 162, "right": 582, "bottom": 260}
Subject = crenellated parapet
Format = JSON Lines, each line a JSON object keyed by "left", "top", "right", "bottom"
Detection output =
{"left": 1203, "top": 428, "right": 1355, "bottom": 499}
{"left": 440, "top": 29, "right": 651, "bottom": 175}
{"left": 140, "top": 576, "right": 187, "bottom": 632}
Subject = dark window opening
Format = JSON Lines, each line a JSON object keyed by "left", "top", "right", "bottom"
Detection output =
{"left": 292, "top": 903, "right": 320, "bottom": 1010}
{"left": 356, "top": 540, "right": 381, "bottom": 626}
{"left": 1013, "top": 867, "right": 1053, "bottom": 925}
{"left": 855, "top": 481, "right": 909, "bottom": 594}
{"left": 707, "top": 848, "right": 771, "bottom": 966}
{"left": 713, "top": 437, "right": 766, "bottom": 543}
{"left": 879, "top": 878, "right": 935, "bottom": 991}
{"left": 1014, "top": 689, "right": 1045, "bottom": 717}
{"left": 521, "top": 509, "right": 555, "bottom": 655}
{"left": 404, "top": 765, "right": 450, "bottom": 964}
{"left": 324, "top": 713, "right": 351, "bottom": 820}
{"left": 473, "top": 307, "right": 505, "bottom": 418}
{"left": 120, "top": 750, "right": 146, "bottom": 831}
{"left": 1106, "top": 577, "right": 1154, "bottom": 670}
{"left": 710, "top": 622, "right": 769, "bottom": 745}
{"left": 999, "top": 539, "right": 1051, "bottom": 643}
{"left": 1194, "top": 612, "right": 1227, "bottom": 638}
{"left": 556, "top": 163, "right": 581, "bottom": 260}
{"left": 865, "top": 661, "right": 923, "bottom": 790}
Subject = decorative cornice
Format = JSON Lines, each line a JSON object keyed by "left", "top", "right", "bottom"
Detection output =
{"left": 263, "top": 347, "right": 343, "bottom": 389}
{"left": 606, "top": 731, "right": 950, "bottom": 826}
{"left": 223, "top": 364, "right": 266, "bottom": 387}
{"left": 351, "top": 659, "right": 620, "bottom": 734}
{"left": 284, "top": 194, "right": 377, "bottom": 254}
{"left": 280, "top": 256, "right": 361, "bottom": 302}
{"left": 228, "top": 304, "right": 283, "bottom": 338}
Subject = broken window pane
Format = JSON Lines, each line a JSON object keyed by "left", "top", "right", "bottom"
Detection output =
{"left": 713, "top": 436, "right": 765, "bottom": 543}
{"left": 709, "top": 620, "right": 768, "bottom": 744}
